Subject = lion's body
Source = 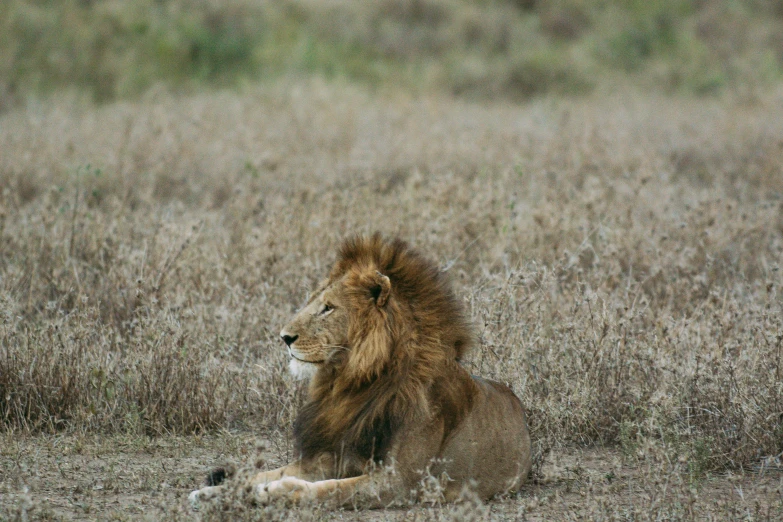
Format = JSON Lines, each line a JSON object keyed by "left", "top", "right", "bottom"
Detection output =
{"left": 189, "top": 234, "right": 532, "bottom": 508}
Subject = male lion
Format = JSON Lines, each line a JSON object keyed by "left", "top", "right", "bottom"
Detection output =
{"left": 189, "top": 234, "right": 531, "bottom": 508}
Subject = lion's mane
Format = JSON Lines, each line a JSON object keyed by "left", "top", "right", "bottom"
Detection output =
{"left": 294, "top": 234, "right": 477, "bottom": 468}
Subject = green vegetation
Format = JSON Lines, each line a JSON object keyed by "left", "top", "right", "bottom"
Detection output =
{"left": 2, "top": 0, "right": 783, "bottom": 106}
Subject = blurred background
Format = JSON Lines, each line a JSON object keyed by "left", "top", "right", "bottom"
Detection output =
{"left": 3, "top": 0, "right": 783, "bottom": 109}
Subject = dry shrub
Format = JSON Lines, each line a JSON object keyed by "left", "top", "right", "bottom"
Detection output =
{"left": 468, "top": 251, "right": 783, "bottom": 471}
{"left": 0, "top": 307, "right": 245, "bottom": 434}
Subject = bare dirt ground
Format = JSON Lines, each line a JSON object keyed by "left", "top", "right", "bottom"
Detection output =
{"left": 2, "top": 432, "right": 781, "bottom": 520}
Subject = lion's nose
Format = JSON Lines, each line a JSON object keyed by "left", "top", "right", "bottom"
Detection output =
{"left": 281, "top": 334, "right": 298, "bottom": 347}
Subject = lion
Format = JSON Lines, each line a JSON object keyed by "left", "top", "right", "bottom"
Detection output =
{"left": 189, "top": 234, "right": 532, "bottom": 509}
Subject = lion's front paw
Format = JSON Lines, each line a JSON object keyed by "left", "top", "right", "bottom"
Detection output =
{"left": 188, "top": 489, "right": 203, "bottom": 510}
{"left": 254, "top": 477, "right": 315, "bottom": 505}
{"left": 188, "top": 485, "right": 221, "bottom": 510}
{"left": 253, "top": 482, "right": 270, "bottom": 505}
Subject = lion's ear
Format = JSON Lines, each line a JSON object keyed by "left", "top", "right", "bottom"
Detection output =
{"left": 370, "top": 271, "right": 391, "bottom": 307}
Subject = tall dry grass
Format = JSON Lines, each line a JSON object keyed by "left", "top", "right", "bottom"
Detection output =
{"left": 1, "top": 82, "right": 782, "bottom": 481}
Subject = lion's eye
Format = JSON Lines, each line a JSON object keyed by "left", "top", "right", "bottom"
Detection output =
{"left": 320, "top": 304, "right": 334, "bottom": 315}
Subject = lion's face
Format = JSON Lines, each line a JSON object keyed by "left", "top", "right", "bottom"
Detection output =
{"left": 280, "top": 279, "right": 349, "bottom": 381}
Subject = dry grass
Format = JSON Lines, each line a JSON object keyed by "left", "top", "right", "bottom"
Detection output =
{"left": 1, "top": 81, "right": 782, "bottom": 519}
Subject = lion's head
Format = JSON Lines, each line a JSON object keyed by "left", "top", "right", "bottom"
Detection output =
{"left": 279, "top": 276, "right": 352, "bottom": 381}
{"left": 279, "top": 233, "right": 473, "bottom": 388}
